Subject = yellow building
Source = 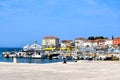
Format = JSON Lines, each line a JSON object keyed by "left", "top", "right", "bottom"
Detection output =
{"left": 60, "top": 40, "right": 73, "bottom": 52}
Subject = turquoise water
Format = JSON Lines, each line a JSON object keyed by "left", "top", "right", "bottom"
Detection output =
{"left": 0, "top": 48, "right": 64, "bottom": 64}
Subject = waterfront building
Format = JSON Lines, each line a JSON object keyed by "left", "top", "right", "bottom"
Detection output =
{"left": 75, "top": 37, "right": 84, "bottom": 48}
{"left": 60, "top": 40, "right": 73, "bottom": 51}
{"left": 82, "top": 39, "right": 105, "bottom": 48}
{"left": 98, "top": 39, "right": 105, "bottom": 48}
{"left": 92, "top": 40, "right": 98, "bottom": 47}
{"left": 104, "top": 39, "right": 113, "bottom": 48}
{"left": 61, "top": 40, "right": 72, "bottom": 48}
{"left": 83, "top": 40, "right": 93, "bottom": 48}
{"left": 42, "top": 36, "right": 59, "bottom": 48}
{"left": 113, "top": 37, "right": 120, "bottom": 46}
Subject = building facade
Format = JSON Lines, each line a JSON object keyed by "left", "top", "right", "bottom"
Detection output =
{"left": 97, "top": 39, "right": 105, "bottom": 48}
{"left": 61, "top": 40, "right": 72, "bottom": 48}
{"left": 113, "top": 37, "right": 120, "bottom": 46}
{"left": 92, "top": 40, "right": 98, "bottom": 47}
{"left": 74, "top": 37, "right": 84, "bottom": 48}
{"left": 83, "top": 40, "right": 93, "bottom": 48}
{"left": 60, "top": 40, "right": 74, "bottom": 51}
{"left": 104, "top": 39, "right": 113, "bottom": 47}
{"left": 42, "top": 36, "right": 59, "bottom": 48}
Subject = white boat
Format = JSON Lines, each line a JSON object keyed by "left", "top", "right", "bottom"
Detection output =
{"left": 31, "top": 54, "right": 42, "bottom": 59}
{"left": 52, "top": 55, "right": 62, "bottom": 59}
{"left": 23, "top": 41, "right": 42, "bottom": 51}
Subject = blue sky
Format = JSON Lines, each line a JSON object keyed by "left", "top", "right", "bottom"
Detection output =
{"left": 0, "top": 0, "right": 120, "bottom": 47}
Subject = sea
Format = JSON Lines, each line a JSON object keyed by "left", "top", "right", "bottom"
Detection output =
{"left": 0, "top": 48, "right": 64, "bottom": 64}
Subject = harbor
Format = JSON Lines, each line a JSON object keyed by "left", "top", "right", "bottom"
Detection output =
{"left": 0, "top": 36, "right": 120, "bottom": 64}
{"left": 1, "top": 46, "right": 120, "bottom": 64}
{"left": 0, "top": 0, "right": 120, "bottom": 80}
{"left": 0, "top": 48, "right": 63, "bottom": 64}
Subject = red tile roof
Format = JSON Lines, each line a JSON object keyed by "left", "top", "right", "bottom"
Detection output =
{"left": 43, "top": 36, "right": 59, "bottom": 39}
{"left": 61, "top": 40, "right": 72, "bottom": 43}
{"left": 114, "top": 37, "right": 120, "bottom": 39}
{"left": 75, "top": 37, "right": 85, "bottom": 40}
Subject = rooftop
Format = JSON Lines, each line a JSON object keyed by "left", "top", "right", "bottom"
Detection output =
{"left": 75, "top": 37, "right": 85, "bottom": 40}
{"left": 61, "top": 40, "right": 72, "bottom": 43}
{"left": 43, "top": 36, "right": 59, "bottom": 39}
{"left": 114, "top": 37, "right": 120, "bottom": 39}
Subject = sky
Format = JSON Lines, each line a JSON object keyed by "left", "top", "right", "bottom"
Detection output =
{"left": 0, "top": 0, "right": 120, "bottom": 47}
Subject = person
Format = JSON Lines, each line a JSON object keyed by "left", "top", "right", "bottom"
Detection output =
{"left": 74, "top": 59, "right": 77, "bottom": 62}
{"left": 63, "top": 57, "right": 67, "bottom": 64}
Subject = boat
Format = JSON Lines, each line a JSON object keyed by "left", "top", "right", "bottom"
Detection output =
{"left": 23, "top": 41, "right": 42, "bottom": 51}
{"left": 52, "top": 55, "right": 62, "bottom": 59}
{"left": 31, "top": 54, "right": 42, "bottom": 59}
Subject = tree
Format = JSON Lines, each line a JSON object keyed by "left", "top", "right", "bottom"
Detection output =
{"left": 88, "top": 36, "right": 108, "bottom": 40}
{"left": 88, "top": 36, "right": 95, "bottom": 40}
{"left": 94, "top": 36, "right": 104, "bottom": 40}
{"left": 104, "top": 37, "right": 108, "bottom": 39}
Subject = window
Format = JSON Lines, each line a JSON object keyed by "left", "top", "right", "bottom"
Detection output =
{"left": 117, "top": 41, "right": 118, "bottom": 44}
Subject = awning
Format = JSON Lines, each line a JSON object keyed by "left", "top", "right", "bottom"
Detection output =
{"left": 60, "top": 48, "right": 67, "bottom": 50}
{"left": 43, "top": 48, "right": 55, "bottom": 51}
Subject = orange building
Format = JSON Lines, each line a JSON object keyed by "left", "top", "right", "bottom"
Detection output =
{"left": 113, "top": 37, "right": 120, "bottom": 46}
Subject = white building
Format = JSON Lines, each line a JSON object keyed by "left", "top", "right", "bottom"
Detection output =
{"left": 61, "top": 43, "right": 67, "bottom": 48}
{"left": 104, "top": 39, "right": 113, "bottom": 47}
{"left": 60, "top": 40, "right": 71, "bottom": 48}
{"left": 92, "top": 41, "right": 98, "bottom": 47}
{"left": 83, "top": 40, "right": 92, "bottom": 48}
{"left": 75, "top": 38, "right": 84, "bottom": 48}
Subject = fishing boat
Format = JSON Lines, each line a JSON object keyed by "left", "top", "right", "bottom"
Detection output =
{"left": 31, "top": 54, "right": 42, "bottom": 59}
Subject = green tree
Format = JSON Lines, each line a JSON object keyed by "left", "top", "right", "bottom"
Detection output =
{"left": 88, "top": 36, "right": 95, "bottom": 40}
{"left": 88, "top": 36, "right": 108, "bottom": 40}
{"left": 94, "top": 36, "right": 104, "bottom": 40}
